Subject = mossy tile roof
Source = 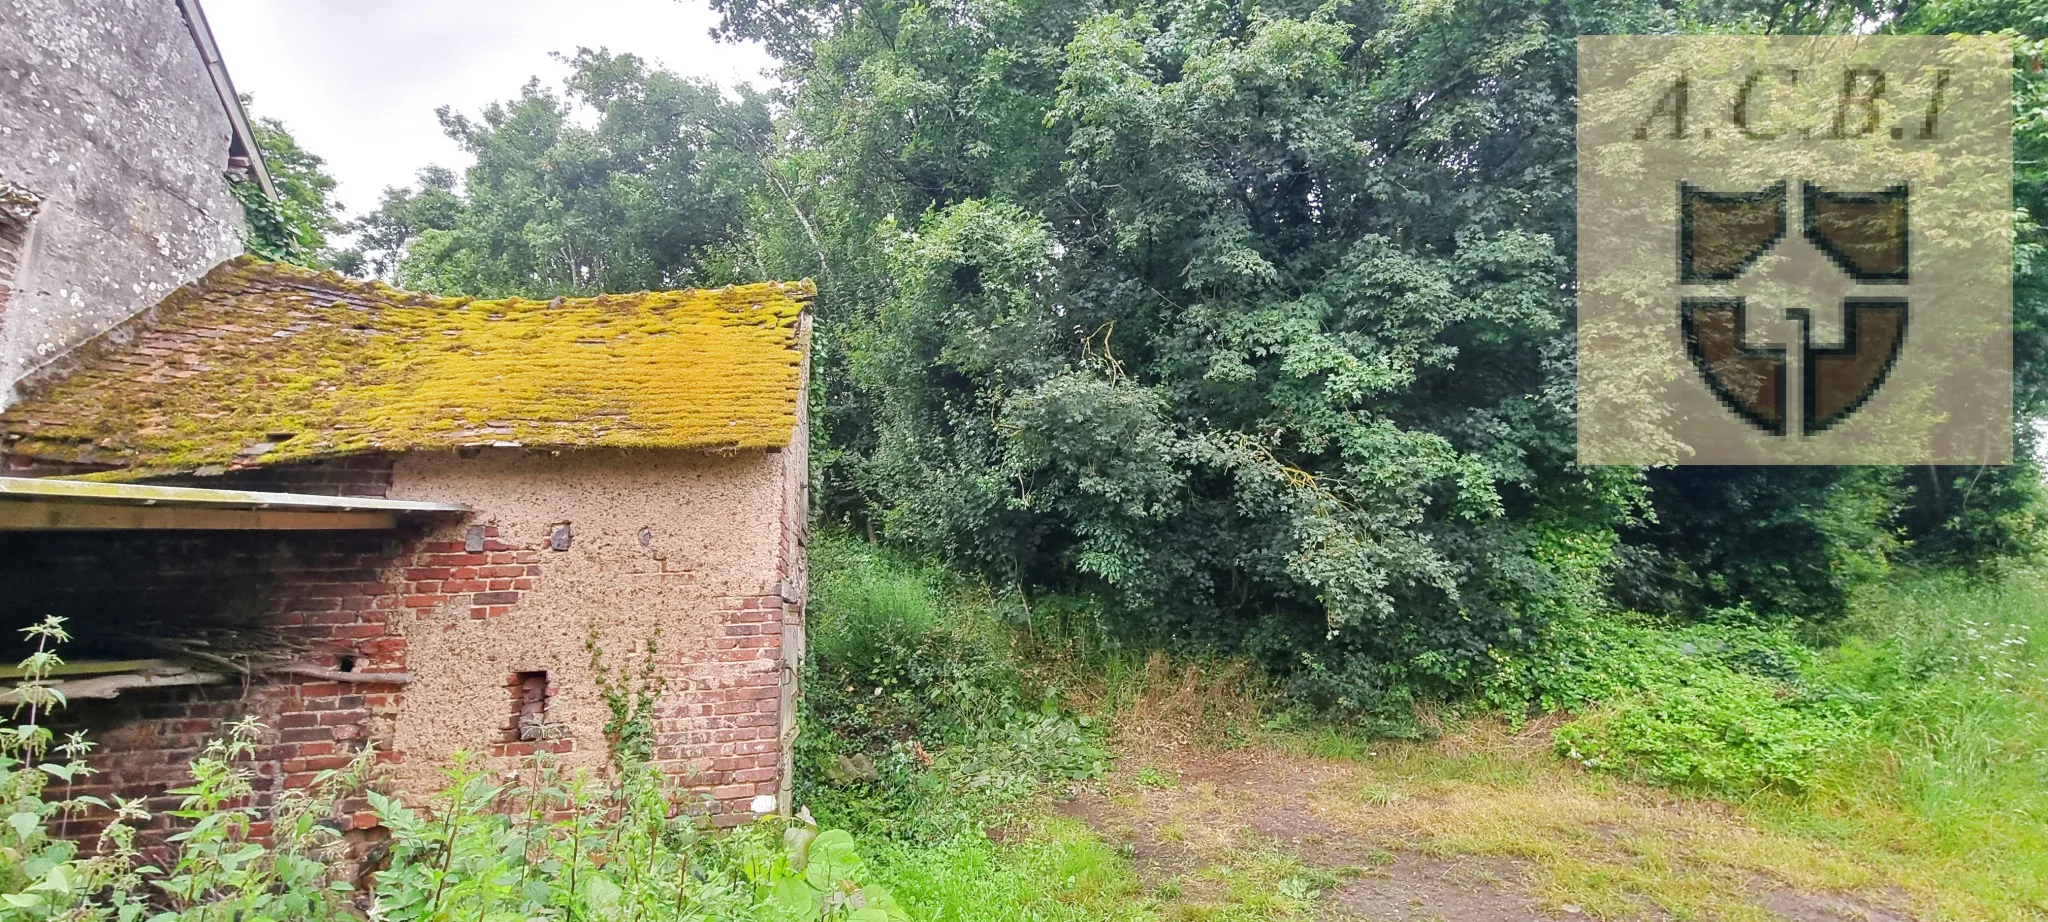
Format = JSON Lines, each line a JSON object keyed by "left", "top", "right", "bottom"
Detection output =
{"left": 0, "top": 257, "right": 813, "bottom": 479}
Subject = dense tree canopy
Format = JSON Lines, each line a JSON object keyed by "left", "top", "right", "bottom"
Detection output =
{"left": 359, "top": 0, "right": 2048, "bottom": 714}
{"left": 342, "top": 50, "right": 772, "bottom": 297}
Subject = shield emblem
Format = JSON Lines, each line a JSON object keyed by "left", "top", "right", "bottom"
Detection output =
{"left": 1678, "top": 181, "right": 1909, "bottom": 436}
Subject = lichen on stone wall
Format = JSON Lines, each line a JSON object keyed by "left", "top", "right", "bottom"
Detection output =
{"left": 0, "top": 0, "right": 249, "bottom": 401}
{"left": 0, "top": 257, "right": 815, "bottom": 478}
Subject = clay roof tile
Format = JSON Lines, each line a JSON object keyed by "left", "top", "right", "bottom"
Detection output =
{"left": 0, "top": 256, "right": 814, "bottom": 479}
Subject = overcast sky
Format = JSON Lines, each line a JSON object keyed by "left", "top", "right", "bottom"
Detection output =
{"left": 202, "top": 0, "right": 777, "bottom": 220}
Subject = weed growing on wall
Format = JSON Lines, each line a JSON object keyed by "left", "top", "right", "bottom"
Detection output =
{"left": 588, "top": 627, "right": 668, "bottom": 769}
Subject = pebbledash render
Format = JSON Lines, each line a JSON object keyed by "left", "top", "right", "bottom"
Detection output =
{"left": 0, "top": 256, "right": 813, "bottom": 842}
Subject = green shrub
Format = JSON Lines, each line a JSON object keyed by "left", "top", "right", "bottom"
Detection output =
{"left": 1553, "top": 669, "right": 1867, "bottom": 793}
{"left": 1480, "top": 610, "right": 1873, "bottom": 794}
{"left": 796, "top": 537, "right": 1105, "bottom": 841}
{"left": 1482, "top": 611, "right": 1821, "bottom": 718}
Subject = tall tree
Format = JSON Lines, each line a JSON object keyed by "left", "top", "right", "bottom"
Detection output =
{"left": 333, "top": 166, "right": 463, "bottom": 279}
{"left": 344, "top": 49, "right": 772, "bottom": 297}
{"left": 716, "top": 0, "right": 2045, "bottom": 713}
{"left": 715, "top": 0, "right": 1671, "bottom": 714}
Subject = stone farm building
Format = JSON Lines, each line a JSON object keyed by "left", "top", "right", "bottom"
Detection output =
{"left": 0, "top": 257, "right": 815, "bottom": 836}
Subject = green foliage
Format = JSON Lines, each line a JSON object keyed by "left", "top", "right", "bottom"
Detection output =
{"left": 1553, "top": 669, "right": 1868, "bottom": 794}
{"left": 861, "top": 821, "right": 1151, "bottom": 922}
{"left": 588, "top": 628, "right": 667, "bottom": 768}
{"left": 317, "top": 0, "right": 2048, "bottom": 718}
{"left": 1474, "top": 607, "right": 1871, "bottom": 793}
{"left": 1528, "top": 561, "right": 2048, "bottom": 806}
{"left": 226, "top": 175, "right": 314, "bottom": 267}
{"left": 797, "top": 536, "right": 1105, "bottom": 841}
{"left": 736, "top": 0, "right": 1659, "bottom": 716}
{"left": 0, "top": 618, "right": 127, "bottom": 922}
{"left": 148, "top": 719, "right": 372, "bottom": 921}
{"left": 335, "top": 166, "right": 464, "bottom": 279}
{"left": 343, "top": 49, "right": 771, "bottom": 297}
{"left": 1814, "top": 571, "right": 2048, "bottom": 866}
{"left": 368, "top": 755, "right": 906, "bottom": 922}
{"left": 708, "top": 0, "right": 2048, "bottom": 715}
{"left": 0, "top": 619, "right": 904, "bottom": 922}
{"left": 1484, "top": 611, "right": 1816, "bottom": 718}
{"left": 231, "top": 98, "right": 345, "bottom": 268}
{"left": 0, "top": 618, "right": 378, "bottom": 921}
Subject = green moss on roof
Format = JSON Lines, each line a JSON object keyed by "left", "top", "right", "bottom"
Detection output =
{"left": 0, "top": 257, "right": 813, "bottom": 479}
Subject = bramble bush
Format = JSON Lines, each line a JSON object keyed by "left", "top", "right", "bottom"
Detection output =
{"left": 1481, "top": 611, "right": 1874, "bottom": 794}
{"left": 1551, "top": 668, "right": 1869, "bottom": 794}
{"left": 0, "top": 616, "right": 906, "bottom": 922}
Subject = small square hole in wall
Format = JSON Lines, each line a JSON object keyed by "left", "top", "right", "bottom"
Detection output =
{"left": 508, "top": 671, "right": 550, "bottom": 742}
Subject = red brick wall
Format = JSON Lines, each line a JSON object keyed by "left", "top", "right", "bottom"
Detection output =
{"left": 17, "top": 526, "right": 418, "bottom": 856}
{"left": 0, "top": 456, "right": 423, "bottom": 858}
{"left": 654, "top": 592, "right": 787, "bottom": 825}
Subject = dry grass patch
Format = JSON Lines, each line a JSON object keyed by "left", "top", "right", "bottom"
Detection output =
{"left": 1074, "top": 696, "right": 1961, "bottom": 922}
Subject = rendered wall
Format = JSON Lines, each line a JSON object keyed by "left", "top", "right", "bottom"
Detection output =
{"left": 387, "top": 447, "right": 801, "bottom": 824}
{"left": 0, "top": 0, "right": 245, "bottom": 405}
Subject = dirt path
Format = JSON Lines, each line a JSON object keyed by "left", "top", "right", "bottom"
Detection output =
{"left": 1057, "top": 733, "right": 1920, "bottom": 922}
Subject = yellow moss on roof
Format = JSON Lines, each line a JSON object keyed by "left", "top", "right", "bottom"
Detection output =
{"left": 0, "top": 257, "right": 813, "bottom": 478}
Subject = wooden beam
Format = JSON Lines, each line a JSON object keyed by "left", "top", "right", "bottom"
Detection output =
{"left": 0, "top": 669, "right": 227, "bottom": 703}
{"left": 0, "top": 659, "right": 173, "bottom": 680}
{"left": 0, "top": 500, "right": 396, "bottom": 531}
{"left": 0, "top": 662, "right": 412, "bottom": 696}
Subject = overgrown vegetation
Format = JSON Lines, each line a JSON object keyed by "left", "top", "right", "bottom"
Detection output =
{"left": 796, "top": 536, "right": 1105, "bottom": 841}
{"left": 1275, "top": 568, "right": 2048, "bottom": 920}
{"left": 1483, "top": 615, "right": 1870, "bottom": 793}
{"left": 231, "top": 97, "right": 345, "bottom": 268}
{"left": 6, "top": 539, "right": 2042, "bottom": 919}
{"left": 149, "top": 0, "right": 2048, "bottom": 915}
{"left": 0, "top": 617, "right": 909, "bottom": 921}
{"left": 796, "top": 541, "right": 2048, "bottom": 919}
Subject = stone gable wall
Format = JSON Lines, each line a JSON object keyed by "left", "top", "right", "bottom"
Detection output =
{"left": 0, "top": 0, "right": 246, "bottom": 404}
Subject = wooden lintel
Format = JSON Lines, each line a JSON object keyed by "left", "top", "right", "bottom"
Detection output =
{"left": 0, "top": 500, "right": 397, "bottom": 531}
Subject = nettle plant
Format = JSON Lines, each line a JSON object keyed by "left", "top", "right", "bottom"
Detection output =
{"left": 0, "top": 617, "right": 905, "bottom": 922}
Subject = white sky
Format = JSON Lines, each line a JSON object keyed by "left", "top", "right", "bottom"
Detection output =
{"left": 201, "top": 0, "right": 777, "bottom": 219}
